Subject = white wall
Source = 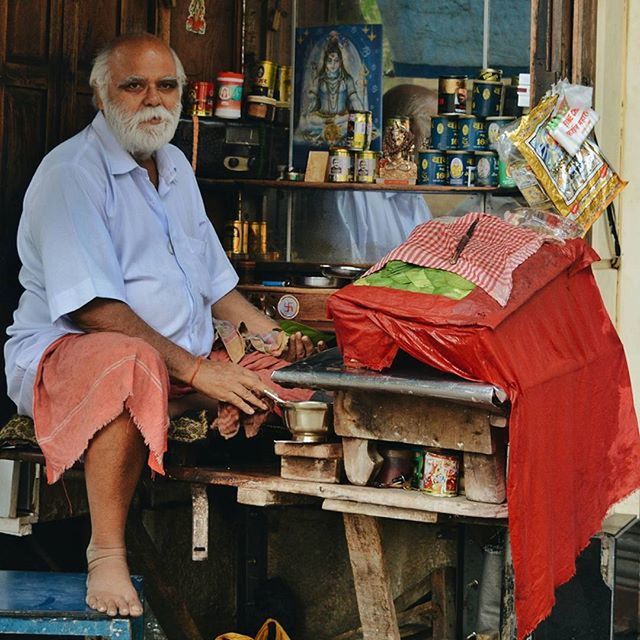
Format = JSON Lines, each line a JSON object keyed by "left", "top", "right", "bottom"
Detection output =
{"left": 595, "top": 0, "right": 640, "bottom": 514}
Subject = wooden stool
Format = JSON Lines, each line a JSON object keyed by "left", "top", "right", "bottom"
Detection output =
{"left": 0, "top": 571, "right": 144, "bottom": 639}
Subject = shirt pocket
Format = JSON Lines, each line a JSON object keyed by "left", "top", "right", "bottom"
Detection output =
{"left": 182, "top": 235, "right": 216, "bottom": 304}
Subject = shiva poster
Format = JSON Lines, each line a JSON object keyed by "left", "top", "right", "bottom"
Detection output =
{"left": 293, "top": 24, "right": 383, "bottom": 169}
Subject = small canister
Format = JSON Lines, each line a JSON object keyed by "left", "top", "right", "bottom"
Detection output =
{"left": 224, "top": 219, "right": 246, "bottom": 257}
{"left": 486, "top": 116, "right": 515, "bottom": 149}
{"left": 431, "top": 115, "right": 458, "bottom": 150}
{"left": 478, "top": 67, "right": 503, "bottom": 82}
{"left": 447, "top": 150, "right": 475, "bottom": 186}
{"left": 458, "top": 115, "right": 487, "bottom": 150}
{"left": 420, "top": 449, "right": 460, "bottom": 497}
{"left": 245, "top": 95, "right": 276, "bottom": 122}
{"left": 275, "top": 101, "right": 291, "bottom": 127}
{"left": 475, "top": 150, "right": 499, "bottom": 187}
{"left": 417, "top": 149, "right": 447, "bottom": 185}
{"left": 502, "top": 82, "right": 523, "bottom": 117}
{"left": 354, "top": 150, "right": 378, "bottom": 183}
{"left": 328, "top": 148, "right": 352, "bottom": 183}
{"left": 185, "top": 81, "right": 214, "bottom": 117}
{"left": 498, "top": 158, "right": 517, "bottom": 188}
{"left": 471, "top": 80, "right": 503, "bottom": 117}
{"left": 438, "top": 75, "right": 467, "bottom": 115}
{"left": 347, "top": 111, "right": 372, "bottom": 151}
{"left": 251, "top": 60, "right": 277, "bottom": 97}
{"left": 275, "top": 64, "right": 292, "bottom": 103}
{"left": 247, "top": 221, "right": 268, "bottom": 256}
{"left": 215, "top": 72, "right": 244, "bottom": 119}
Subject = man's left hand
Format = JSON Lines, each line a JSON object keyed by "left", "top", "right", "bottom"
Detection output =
{"left": 282, "top": 331, "right": 324, "bottom": 363}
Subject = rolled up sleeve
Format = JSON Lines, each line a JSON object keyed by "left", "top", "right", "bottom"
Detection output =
{"left": 27, "top": 163, "right": 127, "bottom": 323}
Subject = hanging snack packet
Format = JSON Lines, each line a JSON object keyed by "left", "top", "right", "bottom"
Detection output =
{"left": 507, "top": 94, "right": 626, "bottom": 233}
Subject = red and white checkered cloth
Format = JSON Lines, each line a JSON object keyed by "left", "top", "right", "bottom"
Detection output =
{"left": 364, "top": 212, "right": 547, "bottom": 306}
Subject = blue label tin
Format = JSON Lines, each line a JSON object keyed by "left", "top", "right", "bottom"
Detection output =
{"left": 446, "top": 150, "right": 475, "bottom": 186}
{"left": 430, "top": 115, "right": 458, "bottom": 150}
{"left": 475, "top": 151, "right": 499, "bottom": 187}
{"left": 458, "top": 116, "right": 488, "bottom": 151}
{"left": 471, "top": 80, "right": 503, "bottom": 117}
{"left": 417, "top": 150, "right": 448, "bottom": 185}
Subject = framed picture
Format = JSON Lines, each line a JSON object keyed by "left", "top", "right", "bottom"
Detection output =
{"left": 292, "top": 24, "right": 383, "bottom": 169}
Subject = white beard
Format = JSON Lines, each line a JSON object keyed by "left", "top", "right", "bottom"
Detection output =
{"left": 103, "top": 98, "right": 181, "bottom": 160}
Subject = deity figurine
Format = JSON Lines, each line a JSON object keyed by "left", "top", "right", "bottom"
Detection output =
{"left": 378, "top": 117, "right": 418, "bottom": 182}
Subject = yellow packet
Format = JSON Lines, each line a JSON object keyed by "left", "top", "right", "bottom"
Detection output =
{"left": 508, "top": 94, "right": 627, "bottom": 233}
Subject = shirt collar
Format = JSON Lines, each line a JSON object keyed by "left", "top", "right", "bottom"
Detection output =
{"left": 91, "top": 111, "right": 178, "bottom": 186}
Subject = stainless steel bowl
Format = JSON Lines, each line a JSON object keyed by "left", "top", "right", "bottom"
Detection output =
{"left": 281, "top": 400, "right": 333, "bottom": 443}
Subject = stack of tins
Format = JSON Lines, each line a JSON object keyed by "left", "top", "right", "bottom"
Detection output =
{"left": 244, "top": 60, "right": 291, "bottom": 125}
{"left": 328, "top": 110, "right": 377, "bottom": 184}
{"left": 418, "top": 69, "right": 522, "bottom": 188}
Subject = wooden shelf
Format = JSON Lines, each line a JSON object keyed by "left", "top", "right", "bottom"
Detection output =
{"left": 197, "top": 177, "right": 506, "bottom": 194}
{"left": 166, "top": 465, "right": 508, "bottom": 520}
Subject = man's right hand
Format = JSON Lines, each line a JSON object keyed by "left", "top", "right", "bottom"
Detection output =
{"left": 191, "top": 359, "right": 269, "bottom": 415}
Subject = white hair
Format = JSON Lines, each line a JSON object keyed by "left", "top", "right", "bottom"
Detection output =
{"left": 89, "top": 34, "right": 186, "bottom": 108}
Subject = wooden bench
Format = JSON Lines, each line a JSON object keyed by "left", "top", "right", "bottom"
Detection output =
{"left": 0, "top": 570, "right": 143, "bottom": 639}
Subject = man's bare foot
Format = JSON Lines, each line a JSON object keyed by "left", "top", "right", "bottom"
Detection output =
{"left": 86, "top": 544, "right": 143, "bottom": 617}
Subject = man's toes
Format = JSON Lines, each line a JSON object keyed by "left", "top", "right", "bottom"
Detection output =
{"left": 106, "top": 597, "right": 119, "bottom": 616}
{"left": 128, "top": 598, "right": 143, "bottom": 617}
{"left": 86, "top": 594, "right": 98, "bottom": 610}
{"left": 115, "top": 597, "right": 130, "bottom": 616}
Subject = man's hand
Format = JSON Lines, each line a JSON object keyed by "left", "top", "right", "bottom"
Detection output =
{"left": 191, "top": 359, "right": 268, "bottom": 415}
{"left": 281, "top": 332, "right": 325, "bottom": 363}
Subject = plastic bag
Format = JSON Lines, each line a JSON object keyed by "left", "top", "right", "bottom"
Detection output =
{"left": 547, "top": 79, "right": 599, "bottom": 155}
{"left": 504, "top": 207, "right": 583, "bottom": 242}
{"left": 496, "top": 94, "right": 626, "bottom": 233}
{"left": 216, "top": 618, "right": 291, "bottom": 640}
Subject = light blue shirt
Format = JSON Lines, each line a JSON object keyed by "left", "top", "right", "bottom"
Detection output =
{"left": 5, "top": 112, "right": 238, "bottom": 415}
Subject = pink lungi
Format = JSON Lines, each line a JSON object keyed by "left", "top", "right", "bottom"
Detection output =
{"left": 33, "top": 332, "right": 313, "bottom": 484}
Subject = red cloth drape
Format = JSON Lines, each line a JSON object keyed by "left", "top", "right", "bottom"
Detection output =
{"left": 327, "top": 239, "right": 640, "bottom": 638}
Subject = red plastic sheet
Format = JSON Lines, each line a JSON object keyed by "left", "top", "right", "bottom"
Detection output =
{"left": 327, "top": 239, "right": 640, "bottom": 638}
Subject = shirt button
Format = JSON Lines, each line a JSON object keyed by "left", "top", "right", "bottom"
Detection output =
{"left": 168, "top": 240, "right": 175, "bottom": 255}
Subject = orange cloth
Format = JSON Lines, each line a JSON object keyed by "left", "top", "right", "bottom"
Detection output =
{"left": 32, "top": 332, "right": 314, "bottom": 483}
{"left": 208, "top": 349, "right": 315, "bottom": 439}
{"left": 33, "top": 332, "right": 170, "bottom": 484}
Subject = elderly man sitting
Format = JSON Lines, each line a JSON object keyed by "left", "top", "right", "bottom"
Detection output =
{"left": 4, "top": 33, "right": 315, "bottom": 619}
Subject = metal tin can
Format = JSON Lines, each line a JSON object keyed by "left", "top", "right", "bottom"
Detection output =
{"left": 186, "top": 81, "right": 215, "bottom": 117}
{"left": 486, "top": 116, "right": 515, "bottom": 148}
{"left": 498, "top": 158, "right": 517, "bottom": 188}
{"left": 475, "top": 150, "right": 499, "bottom": 187}
{"left": 328, "top": 148, "right": 352, "bottom": 182}
{"left": 458, "top": 115, "right": 488, "bottom": 150}
{"left": 421, "top": 450, "right": 460, "bottom": 497}
{"left": 471, "top": 80, "right": 503, "bottom": 117}
{"left": 438, "top": 76, "right": 467, "bottom": 115}
{"left": 417, "top": 149, "right": 447, "bottom": 185}
{"left": 431, "top": 115, "right": 458, "bottom": 150}
{"left": 275, "top": 64, "right": 292, "bottom": 103}
{"left": 502, "top": 84, "right": 523, "bottom": 117}
{"left": 224, "top": 219, "right": 246, "bottom": 256}
{"left": 248, "top": 221, "right": 268, "bottom": 256}
{"left": 252, "top": 60, "right": 277, "bottom": 97}
{"left": 347, "top": 111, "right": 372, "bottom": 151}
{"left": 354, "top": 150, "right": 378, "bottom": 183}
{"left": 215, "top": 72, "right": 244, "bottom": 119}
{"left": 447, "top": 150, "right": 475, "bottom": 186}
{"left": 478, "top": 67, "right": 503, "bottom": 82}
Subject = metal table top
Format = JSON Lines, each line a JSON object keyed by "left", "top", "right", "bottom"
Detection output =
{"left": 272, "top": 348, "right": 507, "bottom": 411}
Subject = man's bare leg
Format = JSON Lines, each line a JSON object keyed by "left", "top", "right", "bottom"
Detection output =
{"left": 84, "top": 410, "right": 147, "bottom": 616}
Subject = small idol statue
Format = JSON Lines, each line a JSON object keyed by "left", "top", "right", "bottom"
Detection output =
{"left": 378, "top": 117, "right": 418, "bottom": 182}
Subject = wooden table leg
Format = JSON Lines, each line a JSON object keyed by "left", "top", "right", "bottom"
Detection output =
{"left": 500, "top": 534, "right": 517, "bottom": 640}
{"left": 342, "top": 513, "right": 401, "bottom": 640}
